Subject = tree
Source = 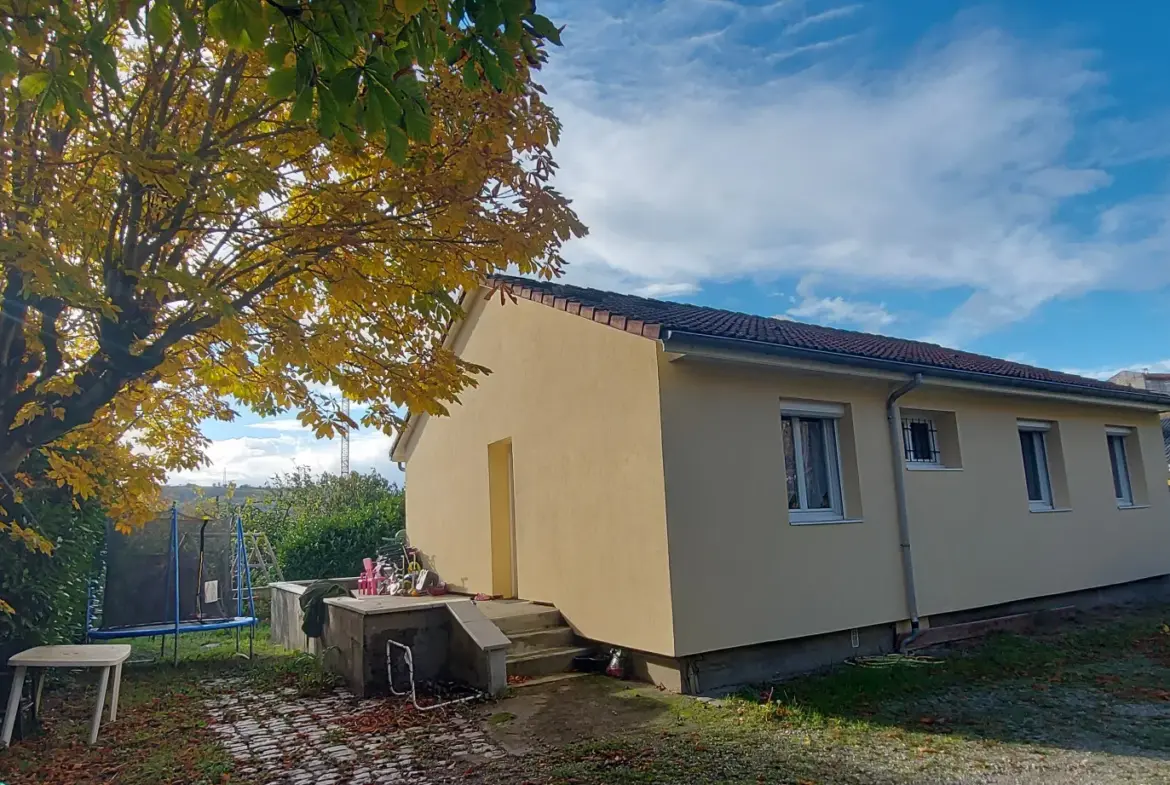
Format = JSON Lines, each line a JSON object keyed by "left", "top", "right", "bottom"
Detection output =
{"left": 2, "top": 0, "right": 565, "bottom": 149}
{"left": 0, "top": 0, "right": 584, "bottom": 549}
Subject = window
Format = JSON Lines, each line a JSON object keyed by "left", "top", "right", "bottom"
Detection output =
{"left": 900, "top": 408, "right": 963, "bottom": 469}
{"left": 1018, "top": 421, "right": 1053, "bottom": 511}
{"left": 1106, "top": 428, "right": 1134, "bottom": 507}
{"left": 782, "top": 413, "right": 843, "bottom": 523}
{"left": 902, "top": 417, "right": 941, "bottom": 465}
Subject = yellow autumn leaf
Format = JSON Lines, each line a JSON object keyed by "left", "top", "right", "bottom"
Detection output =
{"left": 0, "top": 13, "right": 583, "bottom": 537}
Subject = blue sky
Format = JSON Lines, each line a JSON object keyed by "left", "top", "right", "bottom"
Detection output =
{"left": 171, "top": 0, "right": 1170, "bottom": 486}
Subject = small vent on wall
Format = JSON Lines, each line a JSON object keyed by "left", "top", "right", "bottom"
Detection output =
{"left": 850, "top": 628, "right": 860, "bottom": 649}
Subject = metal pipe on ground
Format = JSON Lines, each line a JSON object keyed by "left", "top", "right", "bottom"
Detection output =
{"left": 385, "top": 639, "right": 482, "bottom": 712}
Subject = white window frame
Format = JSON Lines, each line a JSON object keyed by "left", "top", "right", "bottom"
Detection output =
{"left": 902, "top": 415, "right": 941, "bottom": 467}
{"left": 1106, "top": 427, "right": 1134, "bottom": 507}
{"left": 781, "top": 404, "right": 845, "bottom": 524}
{"left": 1018, "top": 421, "right": 1053, "bottom": 512}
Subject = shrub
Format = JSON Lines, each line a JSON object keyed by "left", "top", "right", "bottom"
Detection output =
{"left": 242, "top": 469, "right": 401, "bottom": 551}
{"left": 278, "top": 497, "right": 404, "bottom": 580}
{"left": 0, "top": 461, "right": 106, "bottom": 659}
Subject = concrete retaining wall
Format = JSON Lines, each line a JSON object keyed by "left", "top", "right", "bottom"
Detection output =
{"left": 268, "top": 582, "right": 508, "bottom": 697}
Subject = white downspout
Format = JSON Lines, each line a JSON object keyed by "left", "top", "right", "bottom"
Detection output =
{"left": 887, "top": 373, "right": 924, "bottom": 648}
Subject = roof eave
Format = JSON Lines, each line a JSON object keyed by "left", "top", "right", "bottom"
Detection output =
{"left": 661, "top": 330, "right": 1170, "bottom": 409}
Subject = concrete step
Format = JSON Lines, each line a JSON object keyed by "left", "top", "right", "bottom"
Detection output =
{"left": 489, "top": 605, "right": 565, "bottom": 636}
{"left": 507, "top": 645, "right": 593, "bottom": 679}
{"left": 506, "top": 626, "right": 577, "bottom": 656}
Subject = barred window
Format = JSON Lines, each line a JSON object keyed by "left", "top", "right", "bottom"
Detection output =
{"left": 902, "top": 417, "right": 940, "bottom": 465}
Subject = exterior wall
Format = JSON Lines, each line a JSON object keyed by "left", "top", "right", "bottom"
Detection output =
{"left": 899, "top": 386, "right": 1170, "bottom": 617}
{"left": 658, "top": 355, "right": 1170, "bottom": 658}
{"left": 657, "top": 358, "right": 908, "bottom": 657}
{"left": 403, "top": 296, "right": 675, "bottom": 656}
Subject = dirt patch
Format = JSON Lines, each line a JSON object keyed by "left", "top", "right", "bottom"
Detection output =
{"left": 481, "top": 676, "right": 673, "bottom": 754}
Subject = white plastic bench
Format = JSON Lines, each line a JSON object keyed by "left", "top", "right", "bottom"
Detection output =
{"left": 1, "top": 644, "right": 132, "bottom": 746}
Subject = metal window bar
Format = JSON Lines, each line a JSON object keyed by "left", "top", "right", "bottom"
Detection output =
{"left": 902, "top": 418, "right": 940, "bottom": 464}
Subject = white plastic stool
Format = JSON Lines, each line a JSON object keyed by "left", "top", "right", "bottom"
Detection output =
{"left": 1, "top": 644, "right": 132, "bottom": 746}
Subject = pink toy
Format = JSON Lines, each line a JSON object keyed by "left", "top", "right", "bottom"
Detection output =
{"left": 359, "top": 558, "right": 376, "bottom": 595}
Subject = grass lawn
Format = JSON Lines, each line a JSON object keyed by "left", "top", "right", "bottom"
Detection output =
{"left": 0, "top": 626, "right": 341, "bottom": 785}
{"left": 3, "top": 606, "right": 1170, "bottom": 784}
{"left": 486, "top": 605, "right": 1170, "bottom": 784}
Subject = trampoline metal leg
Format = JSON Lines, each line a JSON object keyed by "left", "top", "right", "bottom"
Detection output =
{"left": 249, "top": 624, "right": 254, "bottom": 659}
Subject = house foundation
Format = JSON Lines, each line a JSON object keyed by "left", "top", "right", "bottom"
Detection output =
{"left": 625, "top": 573, "right": 1170, "bottom": 695}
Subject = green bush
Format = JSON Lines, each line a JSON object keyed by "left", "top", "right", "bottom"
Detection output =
{"left": 0, "top": 462, "right": 106, "bottom": 660}
{"left": 251, "top": 471, "right": 405, "bottom": 580}
{"left": 242, "top": 469, "right": 401, "bottom": 551}
{"left": 278, "top": 497, "right": 404, "bottom": 580}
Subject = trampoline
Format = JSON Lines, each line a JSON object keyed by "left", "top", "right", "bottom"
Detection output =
{"left": 86, "top": 506, "right": 258, "bottom": 663}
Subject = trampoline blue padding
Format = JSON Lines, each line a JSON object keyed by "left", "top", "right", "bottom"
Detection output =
{"left": 87, "top": 616, "right": 258, "bottom": 640}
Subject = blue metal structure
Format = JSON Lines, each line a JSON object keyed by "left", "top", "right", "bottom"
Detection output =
{"left": 86, "top": 506, "right": 258, "bottom": 663}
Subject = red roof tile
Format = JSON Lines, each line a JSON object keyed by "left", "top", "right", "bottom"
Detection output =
{"left": 493, "top": 275, "right": 1167, "bottom": 405}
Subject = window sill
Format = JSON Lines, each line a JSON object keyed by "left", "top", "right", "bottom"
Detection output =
{"left": 789, "top": 517, "right": 864, "bottom": 526}
{"left": 1029, "top": 507, "right": 1072, "bottom": 514}
{"left": 905, "top": 465, "right": 963, "bottom": 472}
{"left": 1117, "top": 503, "right": 1150, "bottom": 511}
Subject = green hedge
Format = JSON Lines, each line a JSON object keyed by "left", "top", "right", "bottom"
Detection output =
{"left": 278, "top": 497, "right": 404, "bottom": 580}
{"left": 242, "top": 470, "right": 406, "bottom": 581}
{"left": 0, "top": 465, "right": 106, "bottom": 660}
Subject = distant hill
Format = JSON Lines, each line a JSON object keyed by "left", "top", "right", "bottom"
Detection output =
{"left": 162, "top": 484, "right": 271, "bottom": 506}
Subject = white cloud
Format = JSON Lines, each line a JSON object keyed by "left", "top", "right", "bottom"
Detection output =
{"left": 634, "top": 281, "right": 702, "bottom": 298}
{"left": 784, "top": 4, "right": 862, "bottom": 36}
{"left": 767, "top": 33, "right": 858, "bottom": 64}
{"left": 168, "top": 427, "right": 401, "bottom": 487}
{"left": 785, "top": 277, "right": 895, "bottom": 332}
{"left": 542, "top": 6, "right": 1170, "bottom": 346}
{"left": 245, "top": 419, "right": 309, "bottom": 432}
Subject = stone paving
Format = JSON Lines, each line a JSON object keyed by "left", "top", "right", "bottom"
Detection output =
{"left": 203, "top": 679, "right": 506, "bottom": 784}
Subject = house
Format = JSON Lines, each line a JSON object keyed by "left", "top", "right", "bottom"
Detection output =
{"left": 1109, "top": 369, "right": 1170, "bottom": 395}
{"left": 392, "top": 276, "right": 1170, "bottom": 693}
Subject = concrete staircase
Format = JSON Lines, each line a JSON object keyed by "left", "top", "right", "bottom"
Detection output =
{"left": 484, "top": 602, "right": 591, "bottom": 680}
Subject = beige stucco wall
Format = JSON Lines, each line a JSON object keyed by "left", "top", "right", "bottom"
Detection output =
{"left": 657, "top": 357, "right": 908, "bottom": 657}
{"left": 900, "top": 386, "right": 1170, "bottom": 617}
{"left": 658, "top": 355, "right": 1170, "bottom": 657}
{"left": 402, "top": 295, "right": 676, "bottom": 656}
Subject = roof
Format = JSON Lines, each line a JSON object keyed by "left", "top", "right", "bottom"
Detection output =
{"left": 492, "top": 274, "right": 1170, "bottom": 407}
